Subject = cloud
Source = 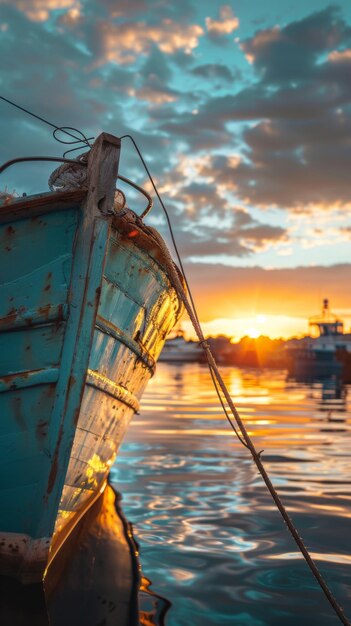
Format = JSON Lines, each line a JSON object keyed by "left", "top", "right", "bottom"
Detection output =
{"left": 157, "top": 105, "right": 236, "bottom": 150}
{"left": 97, "top": 0, "right": 148, "bottom": 18}
{"left": 133, "top": 47, "right": 179, "bottom": 104}
{"left": 241, "top": 7, "right": 351, "bottom": 82}
{"left": 206, "top": 5, "right": 239, "bottom": 39}
{"left": 239, "top": 224, "right": 286, "bottom": 248}
{"left": 0, "top": 8, "right": 134, "bottom": 191}
{"left": 0, "top": 0, "right": 80, "bottom": 22}
{"left": 180, "top": 7, "right": 351, "bottom": 208}
{"left": 1, "top": 1, "right": 351, "bottom": 272}
{"left": 0, "top": 8, "right": 96, "bottom": 127}
{"left": 190, "top": 63, "right": 236, "bottom": 83}
{"left": 329, "top": 48, "right": 351, "bottom": 62}
{"left": 133, "top": 83, "right": 179, "bottom": 105}
{"left": 184, "top": 263, "right": 351, "bottom": 322}
{"left": 99, "top": 0, "right": 196, "bottom": 21}
{"left": 166, "top": 221, "right": 286, "bottom": 260}
{"left": 155, "top": 7, "right": 351, "bottom": 190}
{"left": 340, "top": 226, "right": 351, "bottom": 238}
{"left": 92, "top": 19, "right": 204, "bottom": 66}
{"left": 157, "top": 182, "right": 287, "bottom": 259}
{"left": 197, "top": 134, "right": 351, "bottom": 208}
{"left": 139, "top": 46, "right": 173, "bottom": 82}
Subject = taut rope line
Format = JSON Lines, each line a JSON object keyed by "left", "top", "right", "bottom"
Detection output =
{"left": 121, "top": 135, "right": 351, "bottom": 626}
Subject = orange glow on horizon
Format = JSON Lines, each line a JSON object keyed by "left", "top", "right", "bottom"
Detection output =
{"left": 181, "top": 313, "right": 310, "bottom": 341}
{"left": 182, "top": 265, "right": 351, "bottom": 341}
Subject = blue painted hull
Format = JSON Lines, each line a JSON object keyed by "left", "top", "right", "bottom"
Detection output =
{"left": 0, "top": 190, "right": 182, "bottom": 582}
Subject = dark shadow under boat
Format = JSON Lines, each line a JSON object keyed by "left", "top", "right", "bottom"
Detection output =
{"left": 0, "top": 483, "right": 171, "bottom": 626}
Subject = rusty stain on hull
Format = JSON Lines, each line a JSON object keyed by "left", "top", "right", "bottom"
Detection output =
{"left": 38, "top": 304, "right": 51, "bottom": 319}
{"left": 0, "top": 371, "right": 29, "bottom": 391}
{"left": 12, "top": 396, "right": 25, "bottom": 431}
{"left": 0, "top": 307, "right": 20, "bottom": 328}
{"left": 36, "top": 419, "right": 49, "bottom": 443}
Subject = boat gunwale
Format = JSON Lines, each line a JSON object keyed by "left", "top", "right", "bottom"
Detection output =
{"left": 0, "top": 189, "right": 86, "bottom": 225}
{"left": 0, "top": 189, "right": 183, "bottom": 292}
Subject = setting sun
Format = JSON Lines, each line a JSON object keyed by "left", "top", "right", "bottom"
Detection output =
{"left": 244, "top": 315, "right": 268, "bottom": 338}
{"left": 244, "top": 327, "right": 260, "bottom": 338}
{"left": 243, "top": 316, "right": 267, "bottom": 338}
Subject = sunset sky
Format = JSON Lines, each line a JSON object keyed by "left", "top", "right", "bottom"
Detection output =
{"left": 1, "top": 0, "right": 351, "bottom": 339}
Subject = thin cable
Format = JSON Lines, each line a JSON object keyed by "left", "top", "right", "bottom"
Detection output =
{"left": 174, "top": 250, "right": 351, "bottom": 626}
{"left": 119, "top": 135, "right": 201, "bottom": 325}
{"left": 62, "top": 144, "right": 90, "bottom": 158}
{"left": 118, "top": 174, "right": 153, "bottom": 218}
{"left": 0, "top": 96, "right": 94, "bottom": 149}
{"left": 119, "top": 134, "right": 249, "bottom": 446}
{"left": 0, "top": 156, "right": 87, "bottom": 175}
{"left": 52, "top": 126, "right": 93, "bottom": 147}
{"left": 208, "top": 363, "right": 248, "bottom": 448}
{"left": 120, "top": 134, "right": 351, "bottom": 626}
{"left": 119, "top": 136, "right": 244, "bottom": 441}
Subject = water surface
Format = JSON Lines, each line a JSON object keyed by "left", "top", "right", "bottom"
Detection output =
{"left": 110, "top": 364, "right": 351, "bottom": 626}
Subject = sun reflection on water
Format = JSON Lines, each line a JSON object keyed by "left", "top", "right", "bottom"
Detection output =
{"left": 111, "top": 364, "right": 351, "bottom": 626}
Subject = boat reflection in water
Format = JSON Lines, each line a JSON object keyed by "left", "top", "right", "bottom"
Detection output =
{"left": 318, "top": 378, "right": 347, "bottom": 414}
{"left": 139, "top": 576, "right": 172, "bottom": 626}
{"left": 0, "top": 484, "right": 170, "bottom": 626}
{"left": 288, "top": 350, "right": 348, "bottom": 418}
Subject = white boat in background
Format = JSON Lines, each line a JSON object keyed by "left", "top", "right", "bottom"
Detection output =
{"left": 158, "top": 332, "right": 203, "bottom": 363}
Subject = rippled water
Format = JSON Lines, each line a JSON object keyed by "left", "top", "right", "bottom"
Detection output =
{"left": 110, "top": 364, "right": 351, "bottom": 626}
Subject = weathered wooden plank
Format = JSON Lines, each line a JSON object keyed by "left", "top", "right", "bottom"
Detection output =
{"left": 85, "top": 133, "right": 121, "bottom": 216}
{"left": 0, "top": 326, "right": 65, "bottom": 377}
{"left": 0, "top": 384, "right": 56, "bottom": 437}
{"left": 0, "top": 367, "right": 59, "bottom": 393}
{"left": 94, "top": 317, "right": 156, "bottom": 373}
{"left": 0, "top": 208, "right": 78, "bottom": 303}
{"left": 36, "top": 133, "right": 121, "bottom": 542}
{"left": 0, "top": 304, "right": 68, "bottom": 333}
{"left": 0, "top": 190, "right": 85, "bottom": 225}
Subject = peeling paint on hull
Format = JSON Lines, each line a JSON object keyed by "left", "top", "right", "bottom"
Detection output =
{"left": 0, "top": 190, "right": 182, "bottom": 583}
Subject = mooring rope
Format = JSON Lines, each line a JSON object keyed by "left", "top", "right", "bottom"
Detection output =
{"left": 166, "top": 265, "right": 350, "bottom": 626}
{"left": 121, "top": 134, "right": 351, "bottom": 626}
